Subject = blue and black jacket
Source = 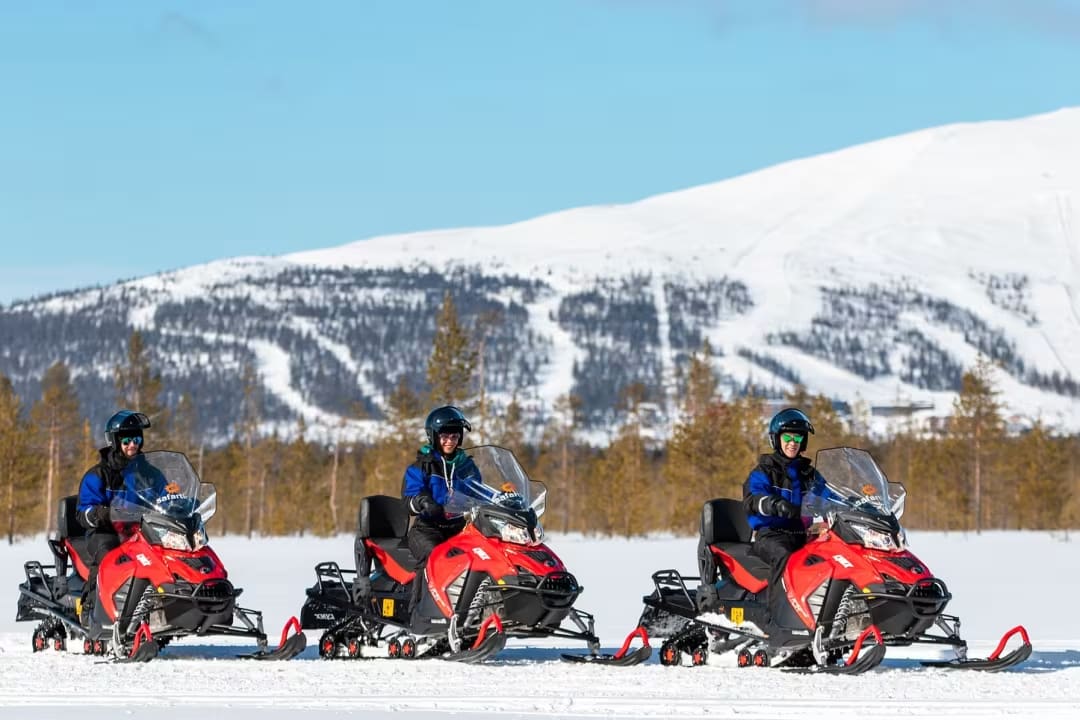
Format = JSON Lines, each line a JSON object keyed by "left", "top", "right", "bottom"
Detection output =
{"left": 742, "top": 452, "right": 825, "bottom": 532}
{"left": 402, "top": 445, "right": 481, "bottom": 528}
{"left": 76, "top": 447, "right": 136, "bottom": 534}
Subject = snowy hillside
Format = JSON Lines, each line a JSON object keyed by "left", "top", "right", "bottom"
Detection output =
{"left": 1, "top": 531, "right": 1077, "bottom": 719}
{"left": 2, "top": 108, "right": 1080, "bottom": 438}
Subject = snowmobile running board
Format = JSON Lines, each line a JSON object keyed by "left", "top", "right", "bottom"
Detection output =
{"left": 561, "top": 625, "right": 652, "bottom": 666}
{"left": 921, "top": 625, "right": 1032, "bottom": 672}
{"left": 238, "top": 616, "right": 308, "bottom": 661}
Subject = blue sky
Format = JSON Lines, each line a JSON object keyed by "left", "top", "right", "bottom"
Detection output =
{"left": 3, "top": 0, "right": 1080, "bottom": 304}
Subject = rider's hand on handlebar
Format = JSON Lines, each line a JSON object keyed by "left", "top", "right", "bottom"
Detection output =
{"left": 410, "top": 494, "right": 444, "bottom": 520}
{"left": 768, "top": 497, "right": 800, "bottom": 519}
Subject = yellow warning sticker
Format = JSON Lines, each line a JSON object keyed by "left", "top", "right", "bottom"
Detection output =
{"left": 731, "top": 607, "right": 744, "bottom": 625}
{"left": 382, "top": 598, "right": 395, "bottom": 617}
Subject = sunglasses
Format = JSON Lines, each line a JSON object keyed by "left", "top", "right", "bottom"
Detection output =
{"left": 120, "top": 436, "right": 143, "bottom": 447}
{"left": 780, "top": 433, "right": 804, "bottom": 444}
{"left": 437, "top": 431, "right": 461, "bottom": 439}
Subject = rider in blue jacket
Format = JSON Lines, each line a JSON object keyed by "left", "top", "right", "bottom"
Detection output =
{"left": 75, "top": 410, "right": 152, "bottom": 614}
{"left": 402, "top": 405, "right": 482, "bottom": 565}
{"left": 743, "top": 408, "right": 825, "bottom": 618}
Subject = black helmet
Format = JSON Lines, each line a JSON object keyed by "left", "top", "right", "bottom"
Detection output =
{"left": 768, "top": 407, "right": 814, "bottom": 452}
{"left": 105, "top": 410, "right": 151, "bottom": 452}
{"left": 424, "top": 405, "right": 472, "bottom": 447}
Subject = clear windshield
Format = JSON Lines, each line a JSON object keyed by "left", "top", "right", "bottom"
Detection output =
{"left": 803, "top": 447, "right": 906, "bottom": 523}
{"left": 109, "top": 451, "right": 217, "bottom": 524}
{"left": 443, "top": 445, "right": 547, "bottom": 518}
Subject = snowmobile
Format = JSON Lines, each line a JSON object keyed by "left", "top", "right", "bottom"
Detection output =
{"left": 300, "top": 444, "right": 650, "bottom": 665}
{"left": 638, "top": 446, "right": 1032, "bottom": 674}
{"left": 16, "top": 450, "right": 306, "bottom": 662}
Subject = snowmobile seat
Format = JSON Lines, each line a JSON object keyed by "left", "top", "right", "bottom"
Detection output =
{"left": 701, "top": 498, "right": 752, "bottom": 545}
{"left": 700, "top": 498, "right": 770, "bottom": 587}
{"left": 357, "top": 495, "right": 417, "bottom": 582}
{"left": 53, "top": 495, "right": 91, "bottom": 579}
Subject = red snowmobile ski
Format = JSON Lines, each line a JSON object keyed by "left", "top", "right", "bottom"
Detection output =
{"left": 17, "top": 451, "right": 306, "bottom": 662}
{"left": 300, "top": 445, "right": 649, "bottom": 665}
{"left": 639, "top": 447, "right": 1031, "bottom": 674}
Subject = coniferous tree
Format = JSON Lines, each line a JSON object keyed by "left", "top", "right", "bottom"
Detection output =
{"left": 665, "top": 346, "right": 720, "bottom": 532}
{"left": 426, "top": 292, "right": 477, "bottom": 407}
{"left": 365, "top": 378, "right": 424, "bottom": 499}
{"left": 31, "top": 362, "right": 82, "bottom": 534}
{"left": 238, "top": 362, "right": 262, "bottom": 538}
{"left": 535, "top": 393, "right": 584, "bottom": 532}
{"left": 587, "top": 384, "right": 654, "bottom": 536}
{"left": 114, "top": 330, "right": 165, "bottom": 431}
{"left": 490, "top": 394, "right": 526, "bottom": 449}
{"left": 951, "top": 356, "right": 1004, "bottom": 533}
{"left": 1009, "top": 421, "right": 1067, "bottom": 529}
{"left": 1, "top": 375, "right": 33, "bottom": 543}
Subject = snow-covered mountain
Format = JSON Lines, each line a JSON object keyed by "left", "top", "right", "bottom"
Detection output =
{"left": 3, "top": 108, "right": 1080, "bottom": 439}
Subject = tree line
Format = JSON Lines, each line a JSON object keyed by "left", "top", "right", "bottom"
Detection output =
{"left": 2, "top": 294, "right": 1077, "bottom": 543}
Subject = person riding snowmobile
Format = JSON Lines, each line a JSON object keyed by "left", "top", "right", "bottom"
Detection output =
{"left": 402, "top": 405, "right": 483, "bottom": 565}
{"left": 742, "top": 407, "right": 826, "bottom": 620}
{"left": 75, "top": 410, "right": 151, "bottom": 619}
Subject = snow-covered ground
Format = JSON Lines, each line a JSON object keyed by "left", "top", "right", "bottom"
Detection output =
{"left": 2, "top": 531, "right": 1077, "bottom": 719}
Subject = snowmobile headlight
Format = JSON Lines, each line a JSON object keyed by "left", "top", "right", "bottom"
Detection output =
{"left": 488, "top": 516, "right": 532, "bottom": 546}
{"left": 147, "top": 520, "right": 205, "bottom": 551}
{"left": 157, "top": 528, "right": 193, "bottom": 551}
{"left": 849, "top": 522, "right": 902, "bottom": 551}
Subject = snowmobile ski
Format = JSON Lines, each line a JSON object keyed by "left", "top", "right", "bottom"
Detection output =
{"left": 442, "top": 614, "right": 506, "bottom": 663}
{"left": 237, "top": 616, "right": 308, "bottom": 661}
{"left": 921, "top": 625, "right": 1032, "bottom": 672}
{"left": 561, "top": 625, "right": 652, "bottom": 666}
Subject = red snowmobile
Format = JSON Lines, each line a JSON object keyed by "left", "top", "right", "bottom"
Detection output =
{"left": 300, "top": 444, "right": 649, "bottom": 664}
{"left": 16, "top": 450, "right": 306, "bottom": 662}
{"left": 639, "top": 447, "right": 1032, "bottom": 674}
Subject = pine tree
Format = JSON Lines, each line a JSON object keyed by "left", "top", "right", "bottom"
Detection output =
{"left": 114, "top": 330, "right": 166, "bottom": 429}
{"left": 1009, "top": 421, "right": 1067, "bottom": 529}
{"left": 238, "top": 363, "right": 262, "bottom": 538}
{"left": 426, "top": 292, "right": 478, "bottom": 407}
{"left": 683, "top": 340, "right": 717, "bottom": 419}
{"left": 535, "top": 394, "right": 584, "bottom": 532}
{"left": 30, "top": 362, "right": 83, "bottom": 535}
{"left": 951, "top": 356, "right": 1004, "bottom": 533}
{"left": 0, "top": 375, "right": 32, "bottom": 543}
{"left": 491, "top": 394, "right": 526, "bottom": 449}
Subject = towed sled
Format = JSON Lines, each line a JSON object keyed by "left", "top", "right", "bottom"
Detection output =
{"left": 300, "top": 445, "right": 649, "bottom": 665}
{"left": 16, "top": 451, "right": 306, "bottom": 662}
{"left": 639, "top": 447, "right": 1031, "bottom": 674}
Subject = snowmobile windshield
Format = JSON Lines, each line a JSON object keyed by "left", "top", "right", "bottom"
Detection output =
{"left": 442, "top": 445, "right": 547, "bottom": 519}
{"left": 109, "top": 451, "right": 217, "bottom": 525}
{"left": 804, "top": 447, "right": 906, "bottom": 523}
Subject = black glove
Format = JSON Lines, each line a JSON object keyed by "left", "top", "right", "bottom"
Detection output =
{"left": 86, "top": 505, "right": 111, "bottom": 528}
{"left": 766, "top": 497, "right": 800, "bottom": 520}
{"left": 409, "top": 494, "right": 443, "bottom": 519}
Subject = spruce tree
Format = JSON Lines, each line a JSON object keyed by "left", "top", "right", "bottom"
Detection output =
{"left": 426, "top": 292, "right": 477, "bottom": 407}
{"left": 1, "top": 375, "right": 32, "bottom": 543}
{"left": 951, "top": 356, "right": 1004, "bottom": 533}
{"left": 114, "top": 330, "right": 165, "bottom": 430}
{"left": 31, "top": 362, "right": 82, "bottom": 535}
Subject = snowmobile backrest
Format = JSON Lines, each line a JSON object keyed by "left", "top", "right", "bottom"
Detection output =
{"left": 57, "top": 495, "right": 86, "bottom": 540}
{"left": 358, "top": 495, "right": 410, "bottom": 539}
{"left": 700, "top": 498, "right": 752, "bottom": 545}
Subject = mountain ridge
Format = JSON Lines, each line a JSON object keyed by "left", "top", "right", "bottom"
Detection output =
{"left": 3, "top": 108, "right": 1080, "bottom": 440}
